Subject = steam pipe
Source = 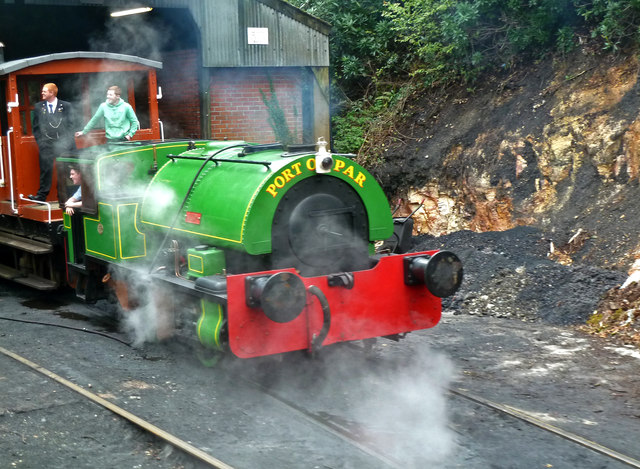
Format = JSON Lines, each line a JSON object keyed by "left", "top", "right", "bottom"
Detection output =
{"left": 403, "top": 199, "right": 425, "bottom": 222}
{"left": 391, "top": 198, "right": 403, "bottom": 216}
{"left": 165, "top": 154, "right": 271, "bottom": 168}
{"left": 172, "top": 239, "right": 185, "bottom": 279}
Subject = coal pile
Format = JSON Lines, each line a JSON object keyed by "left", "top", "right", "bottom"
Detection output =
{"left": 413, "top": 226, "right": 627, "bottom": 326}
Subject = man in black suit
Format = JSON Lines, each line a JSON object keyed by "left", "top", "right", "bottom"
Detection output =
{"left": 30, "top": 83, "right": 76, "bottom": 201}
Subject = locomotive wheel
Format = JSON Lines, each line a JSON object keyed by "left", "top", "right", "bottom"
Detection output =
{"left": 272, "top": 176, "right": 369, "bottom": 276}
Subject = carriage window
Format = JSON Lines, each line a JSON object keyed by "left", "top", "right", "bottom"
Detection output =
{"left": 132, "top": 72, "right": 150, "bottom": 130}
{"left": 12, "top": 70, "right": 153, "bottom": 136}
{"left": 16, "top": 76, "right": 85, "bottom": 136}
{"left": 14, "top": 79, "right": 41, "bottom": 136}
{"left": 81, "top": 71, "right": 150, "bottom": 129}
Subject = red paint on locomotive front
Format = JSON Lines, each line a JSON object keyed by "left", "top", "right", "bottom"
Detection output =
{"left": 226, "top": 250, "right": 442, "bottom": 358}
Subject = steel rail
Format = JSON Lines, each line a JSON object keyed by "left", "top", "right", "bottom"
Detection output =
{"left": 239, "top": 375, "right": 404, "bottom": 469}
{"left": 0, "top": 345, "right": 235, "bottom": 469}
{"left": 450, "top": 387, "right": 640, "bottom": 468}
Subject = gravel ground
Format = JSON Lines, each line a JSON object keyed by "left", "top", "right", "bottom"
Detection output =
{"left": 1, "top": 227, "right": 639, "bottom": 468}
{"left": 416, "top": 226, "right": 627, "bottom": 326}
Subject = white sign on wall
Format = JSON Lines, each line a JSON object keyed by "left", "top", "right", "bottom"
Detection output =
{"left": 247, "top": 27, "right": 269, "bottom": 45}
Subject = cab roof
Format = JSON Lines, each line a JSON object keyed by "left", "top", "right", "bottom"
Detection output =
{"left": 0, "top": 51, "right": 162, "bottom": 76}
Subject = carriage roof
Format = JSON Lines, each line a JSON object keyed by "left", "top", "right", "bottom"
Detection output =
{"left": 0, "top": 52, "right": 162, "bottom": 76}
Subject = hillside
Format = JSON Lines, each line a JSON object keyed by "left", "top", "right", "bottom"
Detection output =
{"left": 372, "top": 45, "right": 640, "bottom": 346}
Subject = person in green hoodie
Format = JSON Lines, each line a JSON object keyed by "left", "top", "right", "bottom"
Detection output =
{"left": 75, "top": 85, "right": 139, "bottom": 142}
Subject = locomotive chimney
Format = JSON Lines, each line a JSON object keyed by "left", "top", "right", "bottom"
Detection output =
{"left": 0, "top": 42, "right": 4, "bottom": 64}
{"left": 315, "top": 137, "right": 333, "bottom": 174}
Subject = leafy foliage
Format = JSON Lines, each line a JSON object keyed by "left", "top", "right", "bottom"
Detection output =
{"left": 575, "top": 0, "right": 640, "bottom": 50}
{"left": 290, "top": 0, "right": 640, "bottom": 153}
{"left": 260, "top": 77, "right": 295, "bottom": 146}
{"left": 332, "top": 87, "right": 410, "bottom": 158}
{"left": 288, "top": 0, "right": 397, "bottom": 97}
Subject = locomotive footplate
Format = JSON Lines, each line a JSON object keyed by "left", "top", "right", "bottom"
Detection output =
{"left": 144, "top": 272, "right": 228, "bottom": 304}
{"left": 79, "top": 255, "right": 228, "bottom": 305}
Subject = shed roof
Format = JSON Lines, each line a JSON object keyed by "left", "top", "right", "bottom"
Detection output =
{"left": 11, "top": 0, "right": 330, "bottom": 68}
{"left": 0, "top": 51, "right": 162, "bottom": 76}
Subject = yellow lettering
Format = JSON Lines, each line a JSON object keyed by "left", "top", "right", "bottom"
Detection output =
{"left": 342, "top": 165, "right": 355, "bottom": 179}
{"left": 282, "top": 169, "right": 295, "bottom": 182}
{"left": 266, "top": 184, "right": 278, "bottom": 197}
{"left": 354, "top": 172, "right": 366, "bottom": 187}
{"left": 306, "top": 158, "right": 315, "bottom": 171}
{"left": 267, "top": 158, "right": 341, "bottom": 197}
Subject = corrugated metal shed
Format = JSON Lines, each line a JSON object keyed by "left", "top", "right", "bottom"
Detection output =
{"left": 17, "top": 0, "right": 330, "bottom": 68}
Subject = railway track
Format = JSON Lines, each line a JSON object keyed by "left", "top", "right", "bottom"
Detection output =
{"left": 1, "top": 309, "right": 639, "bottom": 468}
{"left": 449, "top": 387, "right": 640, "bottom": 468}
{"left": 0, "top": 344, "right": 233, "bottom": 469}
{"left": 0, "top": 334, "right": 408, "bottom": 468}
{"left": 0, "top": 332, "right": 410, "bottom": 468}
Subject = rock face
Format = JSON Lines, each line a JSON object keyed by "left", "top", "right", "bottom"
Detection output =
{"left": 374, "top": 47, "right": 640, "bottom": 272}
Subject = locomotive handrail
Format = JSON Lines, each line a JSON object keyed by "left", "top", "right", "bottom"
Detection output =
{"left": 210, "top": 158, "right": 271, "bottom": 169}
{"left": 7, "top": 128, "right": 17, "bottom": 213}
{"left": 240, "top": 143, "right": 283, "bottom": 154}
{"left": 165, "top": 154, "right": 272, "bottom": 169}
{"left": 7, "top": 93, "right": 18, "bottom": 113}
{"left": 158, "top": 119, "right": 165, "bottom": 142}
{"left": 307, "top": 285, "right": 331, "bottom": 355}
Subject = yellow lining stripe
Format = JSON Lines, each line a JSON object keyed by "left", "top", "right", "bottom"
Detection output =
{"left": 116, "top": 203, "right": 147, "bottom": 260}
{"left": 197, "top": 300, "right": 224, "bottom": 350}
{"left": 84, "top": 203, "right": 117, "bottom": 259}
{"left": 95, "top": 143, "right": 206, "bottom": 190}
{"left": 139, "top": 220, "right": 243, "bottom": 244}
{"left": 188, "top": 254, "right": 204, "bottom": 274}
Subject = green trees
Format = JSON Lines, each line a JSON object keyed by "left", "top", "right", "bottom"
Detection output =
{"left": 290, "top": 0, "right": 640, "bottom": 153}
{"left": 289, "top": 0, "right": 398, "bottom": 97}
{"left": 576, "top": 0, "right": 640, "bottom": 51}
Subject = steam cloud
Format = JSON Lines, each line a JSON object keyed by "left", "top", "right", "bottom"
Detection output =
{"left": 88, "top": 14, "right": 168, "bottom": 61}
{"left": 343, "top": 345, "right": 455, "bottom": 466}
{"left": 233, "top": 342, "right": 457, "bottom": 467}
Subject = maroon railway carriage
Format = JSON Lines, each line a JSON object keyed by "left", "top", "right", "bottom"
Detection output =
{"left": 0, "top": 52, "right": 162, "bottom": 289}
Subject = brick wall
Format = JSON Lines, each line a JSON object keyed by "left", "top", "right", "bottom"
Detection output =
{"left": 210, "top": 68, "right": 304, "bottom": 144}
{"left": 158, "top": 49, "right": 201, "bottom": 138}
{"left": 158, "top": 53, "right": 308, "bottom": 143}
